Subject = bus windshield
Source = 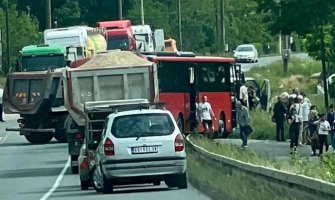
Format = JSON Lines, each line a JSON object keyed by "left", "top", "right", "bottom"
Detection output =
{"left": 107, "top": 36, "right": 129, "bottom": 50}
{"left": 21, "top": 55, "right": 66, "bottom": 71}
{"left": 157, "top": 61, "right": 231, "bottom": 92}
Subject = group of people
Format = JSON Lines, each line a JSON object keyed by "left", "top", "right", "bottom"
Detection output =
{"left": 197, "top": 95, "right": 252, "bottom": 148}
{"left": 273, "top": 88, "right": 335, "bottom": 156}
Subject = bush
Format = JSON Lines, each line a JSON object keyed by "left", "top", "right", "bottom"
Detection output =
{"left": 252, "top": 42, "right": 264, "bottom": 56}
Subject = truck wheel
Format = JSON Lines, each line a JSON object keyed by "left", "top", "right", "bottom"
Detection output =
{"left": 24, "top": 133, "right": 53, "bottom": 144}
{"left": 54, "top": 131, "right": 68, "bottom": 143}
{"left": 71, "top": 155, "right": 79, "bottom": 174}
{"left": 80, "top": 180, "right": 90, "bottom": 190}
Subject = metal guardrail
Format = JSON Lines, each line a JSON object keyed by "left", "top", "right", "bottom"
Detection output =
{"left": 186, "top": 135, "right": 335, "bottom": 198}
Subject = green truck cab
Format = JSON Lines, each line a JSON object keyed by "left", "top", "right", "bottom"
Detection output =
{"left": 3, "top": 44, "right": 69, "bottom": 144}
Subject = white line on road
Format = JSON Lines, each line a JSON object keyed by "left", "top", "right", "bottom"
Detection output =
{"left": 0, "top": 133, "right": 9, "bottom": 144}
{"left": 40, "top": 156, "right": 70, "bottom": 200}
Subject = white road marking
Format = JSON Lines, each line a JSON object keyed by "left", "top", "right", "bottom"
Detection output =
{"left": 40, "top": 156, "right": 70, "bottom": 200}
{"left": 0, "top": 133, "right": 9, "bottom": 144}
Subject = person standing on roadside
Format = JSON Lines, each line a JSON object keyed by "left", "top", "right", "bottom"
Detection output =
{"left": 0, "top": 84, "right": 4, "bottom": 122}
{"left": 299, "top": 94, "right": 310, "bottom": 144}
{"left": 236, "top": 101, "right": 251, "bottom": 148}
{"left": 288, "top": 108, "right": 300, "bottom": 155}
{"left": 273, "top": 96, "right": 287, "bottom": 141}
{"left": 326, "top": 105, "right": 335, "bottom": 153}
{"left": 308, "top": 105, "right": 319, "bottom": 156}
{"left": 314, "top": 113, "right": 331, "bottom": 156}
{"left": 239, "top": 82, "right": 249, "bottom": 108}
{"left": 197, "top": 95, "right": 216, "bottom": 138}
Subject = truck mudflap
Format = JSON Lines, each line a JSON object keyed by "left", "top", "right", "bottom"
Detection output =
{"left": 6, "top": 128, "right": 56, "bottom": 134}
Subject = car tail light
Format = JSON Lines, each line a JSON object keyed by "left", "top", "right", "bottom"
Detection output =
{"left": 75, "top": 132, "right": 83, "bottom": 139}
{"left": 174, "top": 134, "right": 184, "bottom": 152}
{"left": 104, "top": 138, "right": 115, "bottom": 156}
{"left": 80, "top": 158, "right": 88, "bottom": 170}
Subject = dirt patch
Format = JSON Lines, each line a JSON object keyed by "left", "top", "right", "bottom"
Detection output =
{"left": 279, "top": 75, "right": 307, "bottom": 91}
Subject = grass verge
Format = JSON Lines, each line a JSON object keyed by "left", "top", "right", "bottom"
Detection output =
{"left": 189, "top": 134, "right": 335, "bottom": 183}
{"left": 187, "top": 147, "right": 325, "bottom": 200}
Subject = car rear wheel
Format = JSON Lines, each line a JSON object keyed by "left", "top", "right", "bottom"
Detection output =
{"left": 102, "top": 172, "right": 114, "bottom": 194}
{"left": 165, "top": 173, "right": 188, "bottom": 189}
{"left": 24, "top": 132, "right": 53, "bottom": 144}
{"left": 176, "top": 173, "right": 188, "bottom": 189}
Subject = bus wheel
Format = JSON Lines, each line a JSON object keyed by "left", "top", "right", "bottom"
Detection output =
{"left": 217, "top": 115, "right": 228, "bottom": 138}
{"left": 177, "top": 116, "right": 184, "bottom": 133}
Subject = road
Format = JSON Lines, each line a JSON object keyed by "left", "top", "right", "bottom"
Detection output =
{"left": 0, "top": 114, "right": 210, "bottom": 200}
{"left": 240, "top": 53, "right": 310, "bottom": 72}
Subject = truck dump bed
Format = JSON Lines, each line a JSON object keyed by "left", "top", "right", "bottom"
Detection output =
{"left": 63, "top": 51, "right": 157, "bottom": 126}
{"left": 3, "top": 70, "right": 64, "bottom": 114}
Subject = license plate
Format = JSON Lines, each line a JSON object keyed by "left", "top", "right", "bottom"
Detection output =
{"left": 132, "top": 146, "right": 158, "bottom": 154}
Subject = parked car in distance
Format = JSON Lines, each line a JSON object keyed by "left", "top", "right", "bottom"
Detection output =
{"left": 234, "top": 44, "right": 258, "bottom": 63}
{"left": 91, "top": 107, "right": 187, "bottom": 194}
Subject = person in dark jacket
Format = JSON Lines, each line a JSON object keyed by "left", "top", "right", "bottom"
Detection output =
{"left": 326, "top": 104, "right": 335, "bottom": 153}
{"left": 273, "top": 96, "right": 287, "bottom": 141}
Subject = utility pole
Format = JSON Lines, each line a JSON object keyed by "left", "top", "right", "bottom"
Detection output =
{"left": 5, "top": 0, "right": 10, "bottom": 72}
{"left": 178, "top": 0, "right": 182, "bottom": 51}
{"left": 140, "top": 0, "right": 144, "bottom": 25}
{"left": 46, "top": 0, "right": 51, "bottom": 29}
{"left": 118, "top": 0, "right": 123, "bottom": 20}
{"left": 220, "top": 0, "right": 226, "bottom": 51}
{"left": 320, "top": 25, "right": 329, "bottom": 109}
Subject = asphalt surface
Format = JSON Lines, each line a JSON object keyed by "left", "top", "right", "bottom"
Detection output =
{"left": 0, "top": 114, "right": 210, "bottom": 200}
{"left": 240, "top": 53, "right": 310, "bottom": 72}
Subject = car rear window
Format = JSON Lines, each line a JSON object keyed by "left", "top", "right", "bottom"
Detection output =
{"left": 111, "top": 113, "right": 175, "bottom": 138}
{"left": 237, "top": 46, "right": 253, "bottom": 52}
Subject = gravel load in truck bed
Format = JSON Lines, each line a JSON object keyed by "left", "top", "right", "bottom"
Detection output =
{"left": 72, "top": 51, "right": 152, "bottom": 70}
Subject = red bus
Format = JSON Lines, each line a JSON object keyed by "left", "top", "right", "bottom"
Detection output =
{"left": 145, "top": 52, "right": 241, "bottom": 138}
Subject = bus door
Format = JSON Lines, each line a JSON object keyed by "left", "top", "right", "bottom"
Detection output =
{"left": 188, "top": 65, "right": 198, "bottom": 132}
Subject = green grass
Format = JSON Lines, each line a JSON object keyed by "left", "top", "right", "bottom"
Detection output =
{"left": 187, "top": 149, "right": 328, "bottom": 200}
{"left": 189, "top": 134, "right": 335, "bottom": 183}
{"left": 245, "top": 58, "right": 322, "bottom": 98}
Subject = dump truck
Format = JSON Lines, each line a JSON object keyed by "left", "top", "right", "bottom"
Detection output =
{"left": 62, "top": 51, "right": 158, "bottom": 173}
{"left": 131, "top": 25, "right": 165, "bottom": 52}
{"left": 3, "top": 44, "right": 69, "bottom": 144}
{"left": 44, "top": 26, "right": 107, "bottom": 61}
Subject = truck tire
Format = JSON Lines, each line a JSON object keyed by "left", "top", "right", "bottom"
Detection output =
{"left": 54, "top": 130, "right": 68, "bottom": 143}
{"left": 24, "top": 133, "right": 53, "bottom": 144}
{"left": 71, "top": 155, "right": 79, "bottom": 174}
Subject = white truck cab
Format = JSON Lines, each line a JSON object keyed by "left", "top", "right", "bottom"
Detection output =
{"left": 131, "top": 25, "right": 164, "bottom": 52}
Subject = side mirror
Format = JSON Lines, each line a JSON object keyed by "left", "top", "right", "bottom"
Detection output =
{"left": 189, "top": 67, "right": 195, "bottom": 84}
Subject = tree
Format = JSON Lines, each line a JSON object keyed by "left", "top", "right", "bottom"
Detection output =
{"left": 0, "top": 3, "right": 41, "bottom": 74}
{"left": 54, "top": 0, "right": 82, "bottom": 27}
{"left": 256, "top": 0, "right": 335, "bottom": 107}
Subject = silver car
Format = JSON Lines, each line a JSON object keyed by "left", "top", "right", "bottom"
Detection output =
{"left": 92, "top": 109, "right": 187, "bottom": 193}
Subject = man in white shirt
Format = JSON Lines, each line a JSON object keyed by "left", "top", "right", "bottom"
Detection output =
{"left": 314, "top": 113, "right": 331, "bottom": 155}
{"left": 299, "top": 95, "right": 310, "bottom": 144}
{"left": 239, "top": 83, "right": 249, "bottom": 108}
{"left": 0, "top": 85, "right": 4, "bottom": 122}
{"left": 198, "top": 95, "right": 216, "bottom": 138}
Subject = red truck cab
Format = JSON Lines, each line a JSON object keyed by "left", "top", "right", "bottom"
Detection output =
{"left": 97, "top": 20, "right": 136, "bottom": 51}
